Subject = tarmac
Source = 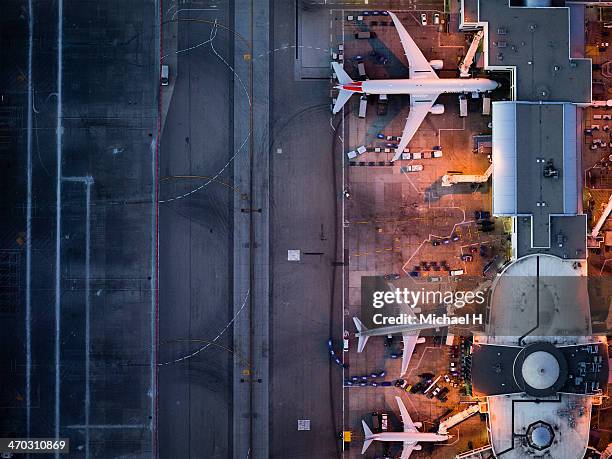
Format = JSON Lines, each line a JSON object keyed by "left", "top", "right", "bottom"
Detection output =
{"left": 0, "top": 0, "right": 159, "bottom": 457}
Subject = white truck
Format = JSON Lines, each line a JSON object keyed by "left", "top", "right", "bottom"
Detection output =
{"left": 358, "top": 96, "right": 367, "bottom": 118}
{"left": 459, "top": 95, "right": 467, "bottom": 117}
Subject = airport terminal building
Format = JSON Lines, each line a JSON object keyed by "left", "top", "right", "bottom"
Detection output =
{"left": 460, "top": 1, "right": 609, "bottom": 458}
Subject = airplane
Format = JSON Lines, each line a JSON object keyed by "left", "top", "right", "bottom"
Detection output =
{"left": 353, "top": 316, "right": 432, "bottom": 377}
{"left": 331, "top": 11, "right": 499, "bottom": 161}
{"left": 362, "top": 396, "right": 449, "bottom": 458}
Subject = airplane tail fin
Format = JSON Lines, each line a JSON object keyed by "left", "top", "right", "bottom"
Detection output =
{"left": 353, "top": 317, "right": 370, "bottom": 353}
{"left": 331, "top": 62, "right": 355, "bottom": 114}
{"left": 361, "top": 420, "right": 374, "bottom": 454}
{"left": 332, "top": 89, "right": 354, "bottom": 114}
{"left": 332, "top": 61, "right": 352, "bottom": 85}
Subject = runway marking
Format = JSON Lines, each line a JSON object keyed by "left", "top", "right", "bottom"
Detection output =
{"left": 159, "top": 37, "right": 334, "bottom": 202}
{"left": 84, "top": 179, "right": 91, "bottom": 459}
{"left": 171, "top": 7, "right": 218, "bottom": 20}
{"left": 340, "top": 10, "right": 347, "bottom": 451}
{"left": 54, "top": 0, "right": 64, "bottom": 455}
{"left": 66, "top": 424, "right": 148, "bottom": 429}
{"left": 160, "top": 20, "right": 256, "bottom": 203}
{"left": 62, "top": 176, "right": 93, "bottom": 458}
{"left": 437, "top": 118, "right": 466, "bottom": 139}
{"left": 157, "top": 288, "right": 250, "bottom": 366}
{"left": 26, "top": 0, "right": 33, "bottom": 440}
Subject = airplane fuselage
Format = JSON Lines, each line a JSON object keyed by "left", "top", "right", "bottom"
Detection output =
{"left": 341, "top": 77, "right": 498, "bottom": 95}
{"left": 357, "top": 322, "right": 434, "bottom": 337}
{"left": 368, "top": 432, "right": 449, "bottom": 443}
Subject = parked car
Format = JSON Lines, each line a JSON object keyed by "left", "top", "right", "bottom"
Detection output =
{"left": 433, "top": 13, "right": 440, "bottom": 25}
{"left": 420, "top": 13, "right": 427, "bottom": 25}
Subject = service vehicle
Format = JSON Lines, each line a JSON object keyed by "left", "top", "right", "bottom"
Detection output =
{"left": 161, "top": 65, "right": 169, "bottom": 85}
{"left": 359, "top": 96, "right": 367, "bottom": 118}
{"left": 355, "top": 31, "right": 375, "bottom": 39}
{"left": 459, "top": 94, "right": 468, "bottom": 117}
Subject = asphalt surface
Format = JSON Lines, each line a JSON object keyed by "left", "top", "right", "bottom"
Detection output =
{"left": 0, "top": 1, "right": 458, "bottom": 458}
{"left": 268, "top": 2, "right": 344, "bottom": 457}
{"left": 157, "top": 2, "right": 235, "bottom": 459}
{"left": 0, "top": 0, "right": 159, "bottom": 457}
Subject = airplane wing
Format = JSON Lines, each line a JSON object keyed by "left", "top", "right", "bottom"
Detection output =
{"left": 400, "top": 442, "right": 418, "bottom": 459}
{"left": 391, "top": 98, "right": 434, "bottom": 162}
{"left": 396, "top": 396, "right": 418, "bottom": 432}
{"left": 400, "top": 332, "right": 420, "bottom": 376}
{"left": 388, "top": 11, "right": 438, "bottom": 80}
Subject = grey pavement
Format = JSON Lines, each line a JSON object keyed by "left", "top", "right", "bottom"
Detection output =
{"left": 268, "top": 1, "right": 344, "bottom": 458}
{"left": 231, "top": 0, "right": 271, "bottom": 456}
{"left": 0, "top": 0, "right": 159, "bottom": 457}
{"left": 157, "top": 2, "right": 235, "bottom": 459}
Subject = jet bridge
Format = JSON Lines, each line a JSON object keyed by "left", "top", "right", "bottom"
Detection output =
{"left": 438, "top": 404, "right": 480, "bottom": 435}
{"left": 591, "top": 193, "right": 612, "bottom": 238}
{"left": 441, "top": 164, "right": 493, "bottom": 187}
{"left": 459, "top": 31, "right": 484, "bottom": 78}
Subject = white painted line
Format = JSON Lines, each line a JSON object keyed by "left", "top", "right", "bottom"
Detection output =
{"left": 340, "top": 9, "right": 347, "bottom": 453}
{"left": 54, "top": 1, "right": 63, "bottom": 455}
{"left": 66, "top": 424, "right": 148, "bottom": 429}
{"left": 171, "top": 7, "right": 218, "bottom": 20}
{"left": 149, "top": 133, "right": 157, "bottom": 437}
{"left": 26, "top": 0, "right": 33, "bottom": 441}
{"left": 61, "top": 175, "right": 94, "bottom": 458}
{"left": 84, "top": 178, "right": 92, "bottom": 459}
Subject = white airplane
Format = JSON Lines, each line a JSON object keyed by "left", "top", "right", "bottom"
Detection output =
{"left": 362, "top": 396, "right": 449, "bottom": 458}
{"left": 353, "top": 316, "right": 430, "bottom": 377}
{"left": 332, "top": 11, "right": 499, "bottom": 161}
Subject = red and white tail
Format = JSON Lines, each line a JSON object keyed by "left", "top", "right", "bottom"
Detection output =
{"left": 332, "top": 62, "right": 359, "bottom": 114}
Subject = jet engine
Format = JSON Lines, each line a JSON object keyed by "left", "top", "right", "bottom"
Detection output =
{"left": 414, "top": 422, "right": 423, "bottom": 428}
{"left": 429, "top": 59, "right": 443, "bottom": 70}
{"left": 429, "top": 104, "right": 445, "bottom": 115}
